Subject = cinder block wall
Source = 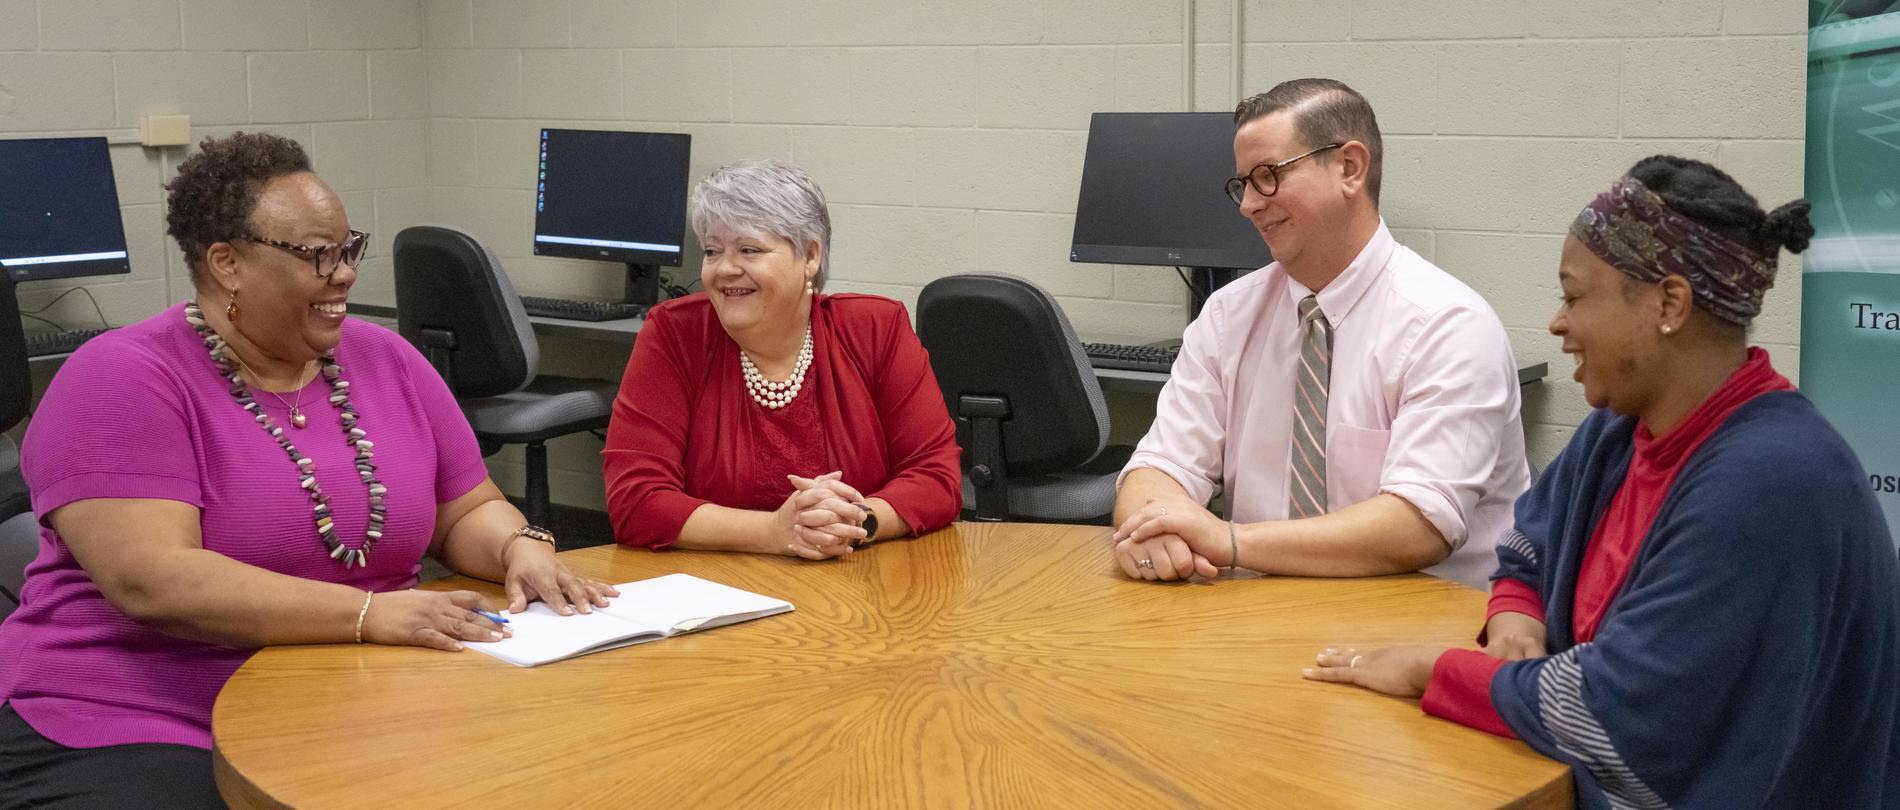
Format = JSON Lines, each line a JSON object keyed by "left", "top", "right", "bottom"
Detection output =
{"left": 1, "top": 0, "right": 1808, "bottom": 510}
{"left": 0, "top": 0, "right": 428, "bottom": 324}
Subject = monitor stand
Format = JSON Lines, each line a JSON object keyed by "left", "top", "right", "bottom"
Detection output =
{"left": 624, "top": 263, "right": 661, "bottom": 306}
{"left": 1188, "top": 267, "right": 1245, "bottom": 320}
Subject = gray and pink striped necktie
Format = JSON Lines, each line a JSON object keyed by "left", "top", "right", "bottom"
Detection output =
{"left": 1290, "top": 295, "right": 1333, "bottom": 518}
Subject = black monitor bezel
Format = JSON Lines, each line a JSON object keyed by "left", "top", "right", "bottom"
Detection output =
{"left": 1068, "top": 112, "right": 1271, "bottom": 273}
{"left": 1, "top": 136, "right": 132, "bottom": 284}
{"left": 531, "top": 128, "right": 692, "bottom": 269}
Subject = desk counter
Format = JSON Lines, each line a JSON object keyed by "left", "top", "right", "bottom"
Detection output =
{"left": 341, "top": 293, "right": 1548, "bottom": 393}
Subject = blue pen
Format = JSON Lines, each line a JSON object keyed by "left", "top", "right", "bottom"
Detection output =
{"left": 475, "top": 609, "right": 510, "bottom": 625}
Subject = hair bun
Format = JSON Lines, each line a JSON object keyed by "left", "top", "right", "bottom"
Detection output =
{"left": 1760, "top": 199, "right": 1814, "bottom": 255}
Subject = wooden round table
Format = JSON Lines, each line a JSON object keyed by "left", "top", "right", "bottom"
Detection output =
{"left": 212, "top": 523, "right": 1570, "bottom": 807}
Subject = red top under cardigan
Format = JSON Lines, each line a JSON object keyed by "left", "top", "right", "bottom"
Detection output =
{"left": 1422, "top": 348, "right": 1792, "bottom": 736}
{"left": 602, "top": 292, "right": 963, "bottom": 549}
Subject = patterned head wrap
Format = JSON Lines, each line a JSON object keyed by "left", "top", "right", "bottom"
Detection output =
{"left": 1569, "top": 175, "right": 1776, "bottom": 325}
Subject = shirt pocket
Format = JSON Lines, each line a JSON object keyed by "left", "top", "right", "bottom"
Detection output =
{"left": 1326, "top": 423, "right": 1391, "bottom": 509}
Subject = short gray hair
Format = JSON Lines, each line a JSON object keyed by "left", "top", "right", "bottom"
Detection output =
{"left": 689, "top": 159, "right": 833, "bottom": 291}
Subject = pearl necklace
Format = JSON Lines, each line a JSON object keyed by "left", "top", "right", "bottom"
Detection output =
{"left": 185, "top": 302, "right": 386, "bottom": 568}
{"left": 739, "top": 326, "right": 813, "bottom": 410}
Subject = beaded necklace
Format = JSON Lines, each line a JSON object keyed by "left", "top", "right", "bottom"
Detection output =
{"left": 738, "top": 325, "right": 813, "bottom": 409}
{"left": 185, "top": 302, "right": 386, "bottom": 568}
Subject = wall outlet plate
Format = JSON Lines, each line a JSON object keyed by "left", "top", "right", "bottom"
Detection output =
{"left": 140, "top": 114, "right": 191, "bottom": 147}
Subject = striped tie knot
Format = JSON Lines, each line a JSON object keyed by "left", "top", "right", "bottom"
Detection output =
{"left": 1299, "top": 295, "right": 1333, "bottom": 337}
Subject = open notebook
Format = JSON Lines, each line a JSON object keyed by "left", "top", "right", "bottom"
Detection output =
{"left": 465, "top": 573, "right": 794, "bottom": 667}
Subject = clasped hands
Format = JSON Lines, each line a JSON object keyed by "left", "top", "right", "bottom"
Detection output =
{"left": 1111, "top": 496, "right": 1232, "bottom": 581}
{"left": 774, "top": 471, "right": 870, "bottom": 560}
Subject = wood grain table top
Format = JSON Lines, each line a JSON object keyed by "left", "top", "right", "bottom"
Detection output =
{"left": 212, "top": 522, "right": 1570, "bottom": 808}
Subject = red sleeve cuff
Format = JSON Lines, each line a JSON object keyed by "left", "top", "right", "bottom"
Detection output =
{"left": 1483, "top": 577, "right": 1546, "bottom": 640}
{"left": 871, "top": 474, "right": 961, "bottom": 537}
{"left": 1421, "top": 649, "right": 1516, "bottom": 739}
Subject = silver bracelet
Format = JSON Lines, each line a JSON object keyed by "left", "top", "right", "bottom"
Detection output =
{"left": 354, "top": 590, "right": 374, "bottom": 643}
{"left": 1227, "top": 520, "right": 1239, "bottom": 576}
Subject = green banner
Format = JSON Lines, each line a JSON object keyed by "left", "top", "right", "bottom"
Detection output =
{"left": 1804, "top": 3, "right": 1900, "bottom": 548}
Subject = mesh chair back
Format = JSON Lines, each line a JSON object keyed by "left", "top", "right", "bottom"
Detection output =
{"left": 917, "top": 273, "right": 1109, "bottom": 477}
{"left": 0, "top": 276, "right": 29, "bottom": 433}
{"left": 392, "top": 225, "right": 538, "bottom": 398}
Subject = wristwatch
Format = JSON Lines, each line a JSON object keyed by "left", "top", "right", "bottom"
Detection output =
{"left": 851, "top": 507, "right": 879, "bottom": 549}
{"left": 511, "top": 524, "right": 556, "bottom": 550}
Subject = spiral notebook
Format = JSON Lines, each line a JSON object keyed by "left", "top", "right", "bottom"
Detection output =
{"left": 465, "top": 573, "right": 794, "bottom": 667}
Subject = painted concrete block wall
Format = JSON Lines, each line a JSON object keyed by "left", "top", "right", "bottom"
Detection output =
{"left": 0, "top": 0, "right": 429, "bottom": 331}
{"left": 421, "top": 0, "right": 1806, "bottom": 506}
{"left": 4, "top": 0, "right": 1809, "bottom": 511}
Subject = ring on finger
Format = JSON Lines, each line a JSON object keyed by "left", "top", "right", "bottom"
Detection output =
{"left": 1350, "top": 655, "right": 1364, "bottom": 668}
{"left": 1137, "top": 558, "right": 1154, "bottom": 568}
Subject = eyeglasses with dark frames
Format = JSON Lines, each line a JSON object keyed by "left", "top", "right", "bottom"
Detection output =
{"left": 241, "top": 229, "right": 370, "bottom": 279}
{"left": 1223, "top": 143, "right": 1345, "bottom": 205}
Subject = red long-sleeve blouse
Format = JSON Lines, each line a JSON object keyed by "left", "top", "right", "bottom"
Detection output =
{"left": 602, "top": 292, "right": 963, "bottom": 549}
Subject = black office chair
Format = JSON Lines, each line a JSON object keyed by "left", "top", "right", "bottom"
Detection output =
{"left": 1, "top": 275, "right": 30, "bottom": 523}
{"left": 917, "top": 273, "right": 1132, "bottom": 524}
{"left": 0, "top": 435, "right": 18, "bottom": 523}
{"left": 1, "top": 276, "right": 34, "bottom": 616}
{"left": 392, "top": 225, "right": 617, "bottom": 529}
{"left": 0, "top": 511, "right": 34, "bottom": 619}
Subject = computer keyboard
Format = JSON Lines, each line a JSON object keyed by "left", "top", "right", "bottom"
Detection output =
{"left": 24, "top": 326, "right": 112, "bottom": 357}
{"left": 1083, "top": 342, "right": 1178, "bottom": 373}
{"left": 517, "top": 296, "right": 647, "bottom": 322}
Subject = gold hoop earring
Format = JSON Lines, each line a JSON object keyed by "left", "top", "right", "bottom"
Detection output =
{"left": 226, "top": 290, "right": 241, "bottom": 322}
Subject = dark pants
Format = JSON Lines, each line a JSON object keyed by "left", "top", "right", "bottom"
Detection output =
{"left": 0, "top": 702, "right": 224, "bottom": 809}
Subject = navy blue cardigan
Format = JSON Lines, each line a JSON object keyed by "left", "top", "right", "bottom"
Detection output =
{"left": 1490, "top": 392, "right": 1900, "bottom": 809}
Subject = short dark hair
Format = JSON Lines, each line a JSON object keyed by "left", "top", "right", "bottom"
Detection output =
{"left": 165, "top": 131, "right": 312, "bottom": 281}
{"left": 1234, "top": 79, "right": 1384, "bottom": 205}
{"left": 1627, "top": 155, "right": 1813, "bottom": 258}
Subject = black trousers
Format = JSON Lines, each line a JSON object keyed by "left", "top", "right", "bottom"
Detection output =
{"left": 0, "top": 702, "right": 225, "bottom": 809}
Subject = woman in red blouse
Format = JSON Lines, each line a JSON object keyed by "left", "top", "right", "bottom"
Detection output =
{"left": 602, "top": 160, "right": 962, "bottom": 557}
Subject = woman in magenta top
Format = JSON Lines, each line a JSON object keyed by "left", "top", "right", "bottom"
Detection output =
{"left": 0, "top": 133, "right": 615, "bottom": 806}
{"left": 603, "top": 159, "right": 961, "bottom": 557}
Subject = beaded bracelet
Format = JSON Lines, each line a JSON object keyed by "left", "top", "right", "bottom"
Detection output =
{"left": 354, "top": 590, "right": 374, "bottom": 643}
{"left": 1227, "top": 521, "right": 1239, "bottom": 576}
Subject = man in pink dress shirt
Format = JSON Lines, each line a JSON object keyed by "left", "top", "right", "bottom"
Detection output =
{"left": 1111, "top": 79, "right": 1530, "bottom": 588}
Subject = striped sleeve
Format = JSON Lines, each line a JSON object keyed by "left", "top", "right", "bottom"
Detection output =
{"left": 1498, "top": 527, "right": 1538, "bottom": 568}
{"left": 1531, "top": 647, "right": 1668, "bottom": 809}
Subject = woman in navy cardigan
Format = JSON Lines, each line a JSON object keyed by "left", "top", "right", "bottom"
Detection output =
{"left": 1303, "top": 156, "right": 1900, "bottom": 808}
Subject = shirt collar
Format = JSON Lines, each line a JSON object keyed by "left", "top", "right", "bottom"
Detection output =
{"left": 1285, "top": 219, "right": 1395, "bottom": 328}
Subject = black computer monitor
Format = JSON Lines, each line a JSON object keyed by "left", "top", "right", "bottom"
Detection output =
{"left": 0, "top": 136, "right": 131, "bottom": 284}
{"left": 1070, "top": 112, "right": 1270, "bottom": 315}
{"left": 532, "top": 128, "right": 691, "bottom": 305}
